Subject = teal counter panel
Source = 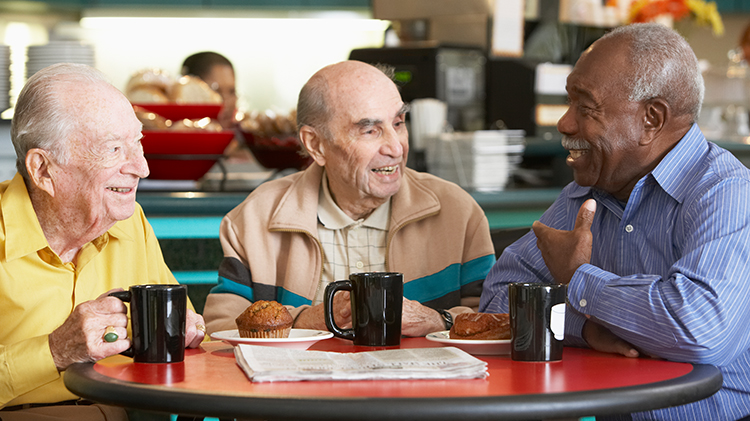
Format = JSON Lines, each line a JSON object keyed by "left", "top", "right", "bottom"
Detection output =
{"left": 173, "top": 270, "right": 218, "bottom": 285}
{"left": 143, "top": 189, "right": 561, "bottom": 237}
{"left": 485, "top": 209, "right": 545, "bottom": 229}
{"left": 149, "top": 216, "right": 223, "bottom": 239}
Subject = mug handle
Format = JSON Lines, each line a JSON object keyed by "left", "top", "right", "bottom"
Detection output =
{"left": 324, "top": 280, "right": 355, "bottom": 340}
{"left": 108, "top": 291, "right": 134, "bottom": 358}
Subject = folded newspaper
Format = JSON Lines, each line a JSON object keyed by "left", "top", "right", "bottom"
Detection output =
{"left": 234, "top": 344, "right": 488, "bottom": 382}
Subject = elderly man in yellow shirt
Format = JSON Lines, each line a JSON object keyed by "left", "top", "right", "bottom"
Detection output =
{"left": 0, "top": 63, "right": 206, "bottom": 420}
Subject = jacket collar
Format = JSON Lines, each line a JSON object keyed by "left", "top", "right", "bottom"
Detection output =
{"left": 268, "top": 164, "right": 440, "bottom": 234}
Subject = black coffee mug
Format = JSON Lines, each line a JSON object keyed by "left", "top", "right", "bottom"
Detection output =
{"left": 509, "top": 282, "right": 566, "bottom": 362}
{"left": 324, "top": 272, "right": 403, "bottom": 346}
{"left": 110, "top": 284, "right": 187, "bottom": 363}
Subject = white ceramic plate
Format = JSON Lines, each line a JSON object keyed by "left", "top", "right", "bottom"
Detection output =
{"left": 425, "top": 331, "right": 510, "bottom": 356}
{"left": 210, "top": 329, "right": 333, "bottom": 350}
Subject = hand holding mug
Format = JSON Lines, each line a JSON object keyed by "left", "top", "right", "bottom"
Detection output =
{"left": 293, "top": 291, "right": 352, "bottom": 331}
{"left": 110, "top": 284, "right": 188, "bottom": 363}
{"left": 186, "top": 310, "right": 206, "bottom": 348}
{"left": 324, "top": 272, "right": 403, "bottom": 347}
{"left": 48, "top": 290, "right": 130, "bottom": 371}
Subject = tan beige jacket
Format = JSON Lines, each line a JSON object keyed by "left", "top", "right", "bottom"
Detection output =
{"left": 204, "top": 164, "right": 495, "bottom": 333}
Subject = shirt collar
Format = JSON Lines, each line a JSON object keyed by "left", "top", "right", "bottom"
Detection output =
{"left": 650, "top": 123, "right": 708, "bottom": 204}
{"left": 3, "top": 174, "right": 49, "bottom": 261}
{"left": 567, "top": 123, "right": 706, "bottom": 204}
{"left": 317, "top": 170, "right": 390, "bottom": 230}
{"left": 2, "top": 173, "right": 133, "bottom": 262}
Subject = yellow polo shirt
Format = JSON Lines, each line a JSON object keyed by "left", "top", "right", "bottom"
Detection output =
{"left": 0, "top": 173, "right": 180, "bottom": 407}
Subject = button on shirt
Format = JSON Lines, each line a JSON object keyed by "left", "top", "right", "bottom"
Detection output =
{"left": 313, "top": 172, "right": 389, "bottom": 305}
{"left": 480, "top": 124, "right": 750, "bottom": 420}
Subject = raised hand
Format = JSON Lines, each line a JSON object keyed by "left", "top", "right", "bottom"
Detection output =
{"left": 532, "top": 199, "right": 596, "bottom": 284}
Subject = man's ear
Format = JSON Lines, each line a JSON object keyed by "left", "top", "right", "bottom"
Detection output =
{"left": 26, "top": 148, "right": 56, "bottom": 197}
{"left": 640, "top": 98, "right": 668, "bottom": 146}
{"left": 298, "top": 125, "right": 327, "bottom": 167}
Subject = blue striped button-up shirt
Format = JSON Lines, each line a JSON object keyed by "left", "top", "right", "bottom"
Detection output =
{"left": 480, "top": 124, "right": 750, "bottom": 420}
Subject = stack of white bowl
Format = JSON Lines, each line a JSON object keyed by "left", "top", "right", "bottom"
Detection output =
{"left": 26, "top": 41, "right": 95, "bottom": 79}
{"left": 0, "top": 45, "right": 9, "bottom": 111}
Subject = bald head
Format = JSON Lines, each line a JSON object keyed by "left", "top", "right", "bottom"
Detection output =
{"left": 596, "top": 23, "right": 704, "bottom": 122}
{"left": 296, "top": 60, "right": 400, "bottom": 140}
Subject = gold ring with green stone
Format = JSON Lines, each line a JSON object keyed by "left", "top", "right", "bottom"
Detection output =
{"left": 103, "top": 326, "right": 119, "bottom": 343}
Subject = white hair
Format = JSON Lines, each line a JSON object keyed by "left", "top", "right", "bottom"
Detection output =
{"left": 11, "top": 63, "right": 110, "bottom": 181}
{"left": 601, "top": 23, "right": 704, "bottom": 121}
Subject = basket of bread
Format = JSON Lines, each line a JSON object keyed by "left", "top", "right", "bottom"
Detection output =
{"left": 126, "top": 68, "right": 234, "bottom": 180}
{"left": 238, "top": 110, "right": 312, "bottom": 171}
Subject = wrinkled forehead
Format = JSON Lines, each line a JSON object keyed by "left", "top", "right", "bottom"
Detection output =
{"left": 329, "top": 75, "right": 404, "bottom": 122}
{"left": 568, "top": 38, "right": 632, "bottom": 99}
{"left": 63, "top": 82, "right": 140, "bottom": 142}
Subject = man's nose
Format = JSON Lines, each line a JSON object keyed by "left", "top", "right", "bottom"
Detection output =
{"left": 126, "top": 144, "right": 150, "bottom": 179}
{"left": 557, "top": 105, "right": 576, "bottom": 136}
{"left": 381, "top": 128, "right": 404, "bottom": 157}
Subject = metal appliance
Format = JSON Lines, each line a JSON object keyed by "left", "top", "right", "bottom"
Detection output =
{"left": 349, "top": 46, "right": 486, "bottom": 132}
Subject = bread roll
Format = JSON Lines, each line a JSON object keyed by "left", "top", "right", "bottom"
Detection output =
{"left": 128, "top": 86, "right": 169, "bottom": 104}
{"left": 133, "top": 106, "right": 170, "bottom": 130}
{"left": 169, "top": 75, "right": 222, "bottom": 104}
{"left": 449, "top": 313, "right": 510, "bottom": 340}
{"left": 126, "top": 68, "right": 175, "bottom": 103}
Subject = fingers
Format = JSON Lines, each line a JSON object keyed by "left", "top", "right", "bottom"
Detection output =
{"left": 92, "top": 295, "right": 128, "bottom": 315}
{"left": 582, "top": 320, "right": 639, "bottom": 358}
{"left": 575, "top": 199, "right": 597, "bottom": 233}
{"left": 97, "top": 288, "right": 124, "bottom": 300}
{"left": 185, "top": 310, "right": 206, "bottom": 348}
{"left": 531, "top": 220, "right": 547, "bottom": 236}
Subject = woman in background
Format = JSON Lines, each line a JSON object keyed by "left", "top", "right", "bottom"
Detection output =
{"left": 182, "top": 51, "right": 253, "bottom": 162}
{"left": 181, "top": 51, "right": 238, "bottom": 130}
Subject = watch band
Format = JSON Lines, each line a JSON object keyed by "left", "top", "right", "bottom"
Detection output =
{"left": 438, "top": 309, "right": 453, "bottom": 330}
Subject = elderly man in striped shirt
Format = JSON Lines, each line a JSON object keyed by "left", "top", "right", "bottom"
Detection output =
{"left": 481, "top": 23, "right": 750, "bottom": 420}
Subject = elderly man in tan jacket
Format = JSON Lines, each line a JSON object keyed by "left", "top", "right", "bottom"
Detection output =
{"left": 204, "top": 60, "right": 495, "bottom": 337}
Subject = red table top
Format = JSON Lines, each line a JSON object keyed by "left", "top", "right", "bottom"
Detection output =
{"left": 92, "top": 337, "right": 693, "bottom": 398}
{"left": 66, "top": 336, "right": 721, "bottom": 420}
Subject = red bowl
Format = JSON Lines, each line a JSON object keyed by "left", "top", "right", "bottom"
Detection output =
{"left": 238, "top": 130, "right": 312, "bottom": 170}
{"left": 141, "top": 130, "right": 234, "bottom": 180}
{"left": 132, "top": 103, "right": 222, "bottom": 121}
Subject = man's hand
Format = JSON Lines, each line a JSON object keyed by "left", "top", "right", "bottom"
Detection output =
{"left": 532, "top": 199, "right": 596, "bottom": 284}
{"left": 48, "top": 290, "right": 130, "bottom": 371}
{"left": 401, "top": 298, "right": 446, "bottom": 337}
{"left": 294, "top": 291, "right": 352, "bottom": 331}
{"left": 185, "top": 309, "right": 206, "bottom": 348}
{"left": 583, "top": 319, "right": 639, "bottom": 358}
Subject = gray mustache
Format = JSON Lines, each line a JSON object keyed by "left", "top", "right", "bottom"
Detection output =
{"left": 561, "top": 136, "right": 590, "bottom": 150}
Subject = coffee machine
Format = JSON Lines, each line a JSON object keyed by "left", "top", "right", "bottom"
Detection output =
{"left": 349, "top": 46, "right": 486, "bottom": 132}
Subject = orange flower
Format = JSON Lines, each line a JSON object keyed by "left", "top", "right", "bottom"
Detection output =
{"left": 627, "top": 0, "right": 724, "bottom": 36}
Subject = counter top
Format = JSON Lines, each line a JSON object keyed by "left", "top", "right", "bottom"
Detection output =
{"left": 138, "top": 188, "right": 561, "bottom": 232}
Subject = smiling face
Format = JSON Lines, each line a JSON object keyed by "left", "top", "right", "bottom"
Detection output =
{"left": 51, "top": 82, "right": 149, "bottom": 231}
{"left": 306, "top": 62, "right": 409, "bottom": 219}
{"left": 557, "top": 38, "right": 650, "bottom": 201}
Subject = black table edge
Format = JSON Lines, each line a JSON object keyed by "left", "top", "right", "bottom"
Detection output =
{"left": 64, "top": 362, "right": 722, "bottom": 421}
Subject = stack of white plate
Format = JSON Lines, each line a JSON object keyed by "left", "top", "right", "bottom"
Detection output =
{"left": 26, "top": 41, "right": 95, "bottom": 79}
{"left": 0, "top": 45, "right": 9, "bottom": 111}
{"left": 426, "top": 130, "right": 526, "bottom": 192}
